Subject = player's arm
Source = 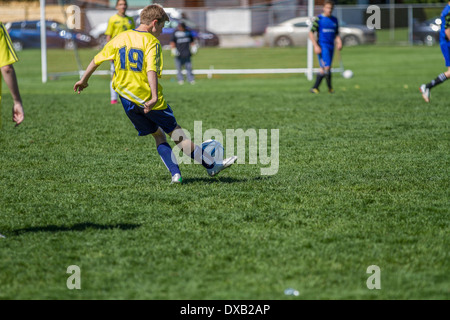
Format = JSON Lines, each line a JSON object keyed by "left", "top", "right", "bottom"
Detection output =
{"left": 74, "top": 59, "right": 99, "bottom": 94}
{"left": 105, "top": 17, "right": 113, "bottom": 43}
{"left": 445, "top": 13, "right": 450, "bottom": 40}
{"left": 1, "top": 64, "right": 24, "bottom": 126}
{"left": 190, "top": 32, "right": 198, "bottom": 54}
{"left": 309, "top": 31, "right": 321, "bottom": 54}
{"left": 335, "top": 20, "right": 342, "bottom": 51}
{"left": 309, "top": 18, "right": 321, "bottom": 54}
{"left": 144, "top": 70, "right": 158, "bottom": 113}
{"left": 170, "top": 34, "right": 179, "bottom": 56}
{"left": 335, "top": 34, "right": 343, "bottom": 51}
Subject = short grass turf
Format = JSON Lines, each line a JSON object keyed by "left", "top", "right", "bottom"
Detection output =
{"left": 0, "top": 45, "right": 449, "bottom": 300}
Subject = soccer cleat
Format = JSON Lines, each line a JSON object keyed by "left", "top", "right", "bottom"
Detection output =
{"left": 207, "top": 156, "right": 238, "bottom": 177}
{"left": 310, "top": 88, "right": 320, "bottom": 94}
{"left": 111, "top": 99, "right": 118, "bottom": 104}
{"left": 419, "top": 84, "right": 430, "bottom": 103}
{"left": 328, "top": 88, "right": 335, "bottom": 94}
{"left": 171, "top": 173, "right": 182, "bottom": 184}
{"left": 178, "top": 80, "right": 184, "bottom": 85}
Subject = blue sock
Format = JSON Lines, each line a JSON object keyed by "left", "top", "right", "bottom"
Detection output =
{"left": 157, "top": 142, "right": 181, "bottom": 176}
{"left": 191, "top": 146, "right": 214, "bottom": 169}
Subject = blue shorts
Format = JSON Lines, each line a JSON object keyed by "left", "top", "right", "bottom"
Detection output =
{"left": 119, "top": 96, "right": 178, "bottom": 136}
{"left": 318, "top": 45, "right": 334, "bottom": 68}
{"left": 440, "top": 41, "right": 450, "bottom": 67}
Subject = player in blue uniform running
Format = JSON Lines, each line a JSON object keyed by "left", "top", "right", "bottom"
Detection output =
{"left": 420, "top": 1, "right": 450, "bottom": 103}
{"left": 309, "top": 0, "right": 342, "bottom": 94}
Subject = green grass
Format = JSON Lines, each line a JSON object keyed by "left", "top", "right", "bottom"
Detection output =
{"left": 0, "top": 45, "right": 449, "bottom": 300}
{"left": 375, "top": 27, "right": 409, "bottom": 45}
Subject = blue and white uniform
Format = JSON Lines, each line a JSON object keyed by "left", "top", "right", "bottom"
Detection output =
{"left": 439, "top": 4, "right": 450, "bottom": 67}
{"left": 310, "top": 14, "right": 339, "bottom": 68}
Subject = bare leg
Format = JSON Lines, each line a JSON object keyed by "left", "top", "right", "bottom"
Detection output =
{"left": 168, "top": 125, "right": 214, "bottom": 168}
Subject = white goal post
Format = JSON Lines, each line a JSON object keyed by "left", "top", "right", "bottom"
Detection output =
{"left": 40, "top": 0, "right": 47, "bottom": 83}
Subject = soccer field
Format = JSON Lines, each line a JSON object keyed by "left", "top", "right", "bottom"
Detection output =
{"left": 0, "top": 45, "right": 449, "bottom": 300}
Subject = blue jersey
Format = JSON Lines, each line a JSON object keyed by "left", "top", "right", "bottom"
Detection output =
{"left": 311, "top": 14, "right": 339, "bottom": 47}
{"left": 440, "top": 4, "right": 450, "bottom": 42}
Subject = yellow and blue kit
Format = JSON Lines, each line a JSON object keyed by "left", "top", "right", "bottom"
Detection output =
{"left": 105, "top": 14, "right": 136, "bottom": 39}
{"left": 94, "top": 29, "right": 177, "bottom": 136}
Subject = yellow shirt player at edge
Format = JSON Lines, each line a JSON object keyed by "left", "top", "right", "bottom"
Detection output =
{"left": 0, "top": 21, "right": 24, "bottom": 127}
{"left": 73, "top": 4, "right": 237, "bottom": 184}
{"left": 105, "top": 0, "right": 135, "bottom": 104}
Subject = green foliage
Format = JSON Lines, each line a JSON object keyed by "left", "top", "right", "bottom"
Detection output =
{"left": 0, "top": 46, "right": 449, "bottom": 300}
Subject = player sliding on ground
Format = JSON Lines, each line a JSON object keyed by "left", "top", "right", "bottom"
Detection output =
{"left": 308, "top": 0, "right": 342, "bottom": 94}
{"left": 420, "top": 1, "right": 450, "bottom": 103}
{"left": 73, "top": 4, "right": 237, "bottom": 184}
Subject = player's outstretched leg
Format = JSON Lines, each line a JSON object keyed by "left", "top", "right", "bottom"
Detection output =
{"left": 169, "top": 126, "right": 237, "bottom": 177}
{"left": 420, "top": 71, "right": 449, "bottom": 103}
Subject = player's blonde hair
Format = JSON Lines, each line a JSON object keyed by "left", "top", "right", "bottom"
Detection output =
{"left": 140, "top": 4, "right": 170, "bottom": 25}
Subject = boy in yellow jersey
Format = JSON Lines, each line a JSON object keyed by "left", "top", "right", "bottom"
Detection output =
{"left": 105, "top": 0, "right": 135, "bottom": 104}
{"left": 74, "top": 4, "right": 237, "bottom": 184}
{"left": 0, "top": 22, "right": 24, "bottom": 127}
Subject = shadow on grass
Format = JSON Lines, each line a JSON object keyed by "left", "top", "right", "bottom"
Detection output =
{"left": 12, "top": 222, "right": 141, "bottom": 236}
{"left": 180, "top": 176, "right": 272, "bottom": 184}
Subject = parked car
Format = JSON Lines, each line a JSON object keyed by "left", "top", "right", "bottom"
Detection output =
{"left": 159, "top": 17, "right": 220, "bottom": 48}
{"left": 5, "top": 20, "right": 97, "bottom": 51}
{"left": 90, "top": 10, "right": 219, "bottom": 49}
{"left": 413, "top": 17, "right": 441, "bottom": 46}
{"left": 263, "top": 16, "right": 376, "bottom": 47}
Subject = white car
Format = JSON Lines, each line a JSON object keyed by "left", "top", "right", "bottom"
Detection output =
{"left": 264, "top": 16, "right": 376, "bottom": 47}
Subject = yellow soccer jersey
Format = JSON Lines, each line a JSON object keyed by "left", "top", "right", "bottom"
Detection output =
{"left": 105, "top": 14, "right": 135, "bottom": 39}
{"left": 0, "top": 22, "right": 19, "bottom": 105}
{"left": 94, "top": 30, "right": 167, "bottom": 110}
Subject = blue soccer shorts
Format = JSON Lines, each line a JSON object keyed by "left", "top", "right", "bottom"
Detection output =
{"left": 318, "top": 45, "right": 335, "bottom": 68}
{"left": 440, "top": 41, "right": 450, "bottom": 67}
{"left": 119, "top": 96, "right": 178, "bottom": 136}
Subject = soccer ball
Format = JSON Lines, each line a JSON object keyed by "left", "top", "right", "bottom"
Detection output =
{"left": 201, "top": 139, "right": 224, "bottom": 163}
{"left": 343, "top": 70, "right": 354, "bottom": 79}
